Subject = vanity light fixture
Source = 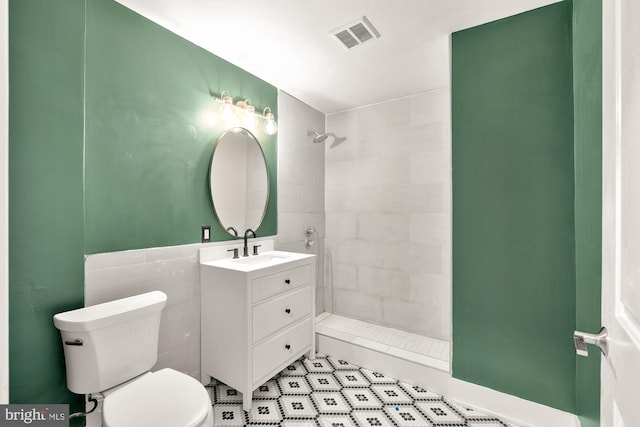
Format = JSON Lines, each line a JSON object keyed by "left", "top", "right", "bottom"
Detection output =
{"left": 212, "top": 91, "right": 277, "bottom": 135}
{"left": 262, "top": 107, "right": 278, "bottom": 135}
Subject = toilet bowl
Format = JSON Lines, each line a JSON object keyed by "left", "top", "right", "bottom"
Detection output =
{"left": 53, "top": 291, "right": 213, "bottom": 427}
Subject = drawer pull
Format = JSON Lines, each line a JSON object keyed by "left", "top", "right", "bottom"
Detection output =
{"left": 285, "top": 308, "right": 291, "bottom": 314}
{"left": 284, "top": 279, "right": 291, "bottom": 285}
{"left": 285, "top": 344, "right": 291, "bottom": 350}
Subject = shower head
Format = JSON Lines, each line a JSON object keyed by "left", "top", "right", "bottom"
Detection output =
{"left": 307, "top": 131, "right": 329, "bottom": 143}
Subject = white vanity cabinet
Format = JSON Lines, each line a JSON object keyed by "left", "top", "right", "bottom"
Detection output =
{"left": 200, "top": 249, "right": 315, "bottom": 411}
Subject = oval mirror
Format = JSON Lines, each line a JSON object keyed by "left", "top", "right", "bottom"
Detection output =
{"left": 209, "top": 128, "right": 269, "bottom": 236}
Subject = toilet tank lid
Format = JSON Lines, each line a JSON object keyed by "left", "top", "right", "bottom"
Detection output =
{"left": 53, "top": 291, "right": 167, "bottom": 332}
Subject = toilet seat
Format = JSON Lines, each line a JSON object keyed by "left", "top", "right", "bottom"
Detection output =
{"left": 103, "top": 368, "right": 211, "bottom": 427}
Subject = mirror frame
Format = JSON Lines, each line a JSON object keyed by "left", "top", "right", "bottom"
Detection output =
{"left": 209, "top": 127, "right": 269, "bottom": 237}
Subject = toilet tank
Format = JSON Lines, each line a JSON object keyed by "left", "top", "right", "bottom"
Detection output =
{"left": 53, "top": 291, "right": 167, "bottom": 394}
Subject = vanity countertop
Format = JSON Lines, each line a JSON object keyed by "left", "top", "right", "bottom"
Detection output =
{"left": 200, "top": 250, "right": 314, "bottom": 273}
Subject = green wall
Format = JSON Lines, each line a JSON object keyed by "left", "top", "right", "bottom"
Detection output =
{"left": 452, "top": 2, "right": 577, "bottom": 412}
{"left": 84, "top": 0, "right": 278, "bottom": 254}
{"left": 573, "top": 0, "right": 602, "bottom": 425}
{"left": 9, "top": 0, "right": 86, "bottom": 415}
{"left": 452, "top": 0, "right": 603, "bottom": 418}
{"left": 9, "top": 0, "right": 277, "bottom": 414}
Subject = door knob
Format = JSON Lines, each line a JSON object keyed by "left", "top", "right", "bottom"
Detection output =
{"left": 574, "top": 326, "right": 608, "bottom": 357}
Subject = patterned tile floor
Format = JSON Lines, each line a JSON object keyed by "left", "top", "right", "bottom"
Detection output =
{"left": 207, "top": 354, "right": 521, "bottom": 427}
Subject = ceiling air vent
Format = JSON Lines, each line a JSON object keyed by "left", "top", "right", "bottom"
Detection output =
{"left": 330, "top": 16, "right": 381, "bottom": 50}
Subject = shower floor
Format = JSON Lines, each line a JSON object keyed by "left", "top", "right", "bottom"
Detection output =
{"left": 315, "top": 314, "right": 450, "bottom": 372}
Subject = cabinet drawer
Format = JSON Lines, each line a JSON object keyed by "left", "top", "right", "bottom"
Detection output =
{"left": 252, "top": 317, "right": 312, "bottom": 382}
{"left": 252, "top": 265, "right": 310, "bottom": 303}
{"left": 253, "top": 286, "right": 311, "bottom": 343}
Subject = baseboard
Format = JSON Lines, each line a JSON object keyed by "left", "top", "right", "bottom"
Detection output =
{"left": 316, "top": 333, "right": 580, "bottom": 427}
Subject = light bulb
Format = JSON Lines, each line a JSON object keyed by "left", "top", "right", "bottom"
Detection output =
{"left": 200, "top": 110, "right": 217, "bottom": 128}
{"left": 220, "top": 94, "right": 235, "bottom": 124}
{"left": 243, "top": 101, "right": 258, "bottom": 129}
{"left": 263, "top": 113, "right": 277, "bottom": 135}
{"left": 262, "top": 108, "right": 277, "bottom": 135}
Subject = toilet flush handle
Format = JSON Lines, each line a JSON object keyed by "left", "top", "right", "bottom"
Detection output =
{"left": 64, "top": 339, "right": 84, "bottom": 346}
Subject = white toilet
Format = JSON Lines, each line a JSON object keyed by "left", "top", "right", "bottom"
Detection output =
{"left": 53, "top": 291, "right": 213, "bottom": 427}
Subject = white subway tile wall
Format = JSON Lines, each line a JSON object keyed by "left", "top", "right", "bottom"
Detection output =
{"left": 276, "top": 91, "right": 326, "bottom": 314}
{"left": 85, "top": 243, "right": 204, "bottom": 380}
{"left": 325, "top": 87, "right": 451, "bottom": 339}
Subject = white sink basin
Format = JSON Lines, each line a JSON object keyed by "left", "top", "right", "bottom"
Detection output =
{"left": 232, "top": 253, "right": 292, "bottom": 266}
{"left": 201, "top": 249, "right": 311, "bottom": 273}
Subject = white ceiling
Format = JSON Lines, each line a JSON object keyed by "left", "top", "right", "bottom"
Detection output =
{"left": 115, "top": 0, "right": 560, "bottom": 114}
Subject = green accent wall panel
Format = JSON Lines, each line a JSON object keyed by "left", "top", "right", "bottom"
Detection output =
{"left": 9, "top": 0, "right": 279, "bottom": 417}
{"left": 84, "top": 0, "right": 278, "bottom": 254}
{"left": 573, "top": 0, "right": 602, "bottom": 425}
{"left": 8, "top": 0, "right": 85, "bottom": 416}
{"left": 452, "top": 2, "right": 577, "bottom": 412}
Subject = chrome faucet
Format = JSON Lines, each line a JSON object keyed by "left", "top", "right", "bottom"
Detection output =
{"left": 243, "top": 228, "right": 256, "bottom": 257}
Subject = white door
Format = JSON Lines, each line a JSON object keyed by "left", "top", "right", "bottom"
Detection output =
{"left": 601, "top": 0, "right": 640, "bottom": 425}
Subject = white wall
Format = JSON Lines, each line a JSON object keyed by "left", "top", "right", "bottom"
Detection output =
{"left": 276, "top": 91, "right": 326, "bottom": 314}
{"left": 85, "top": 244, "right": 204, "bottom": 380}
{"left": 1, "top": 0, "right": 9, "bottom": 404}
{"left": 325, "top": 88, "right": 452, "bottom": 340}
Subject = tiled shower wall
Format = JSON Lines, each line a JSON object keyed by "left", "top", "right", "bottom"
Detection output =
{"left": 276, "top": 91, "right": 326, "bottom": 314}
{"left": 325, "top": 88, "right": 451, "bottom": 340}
